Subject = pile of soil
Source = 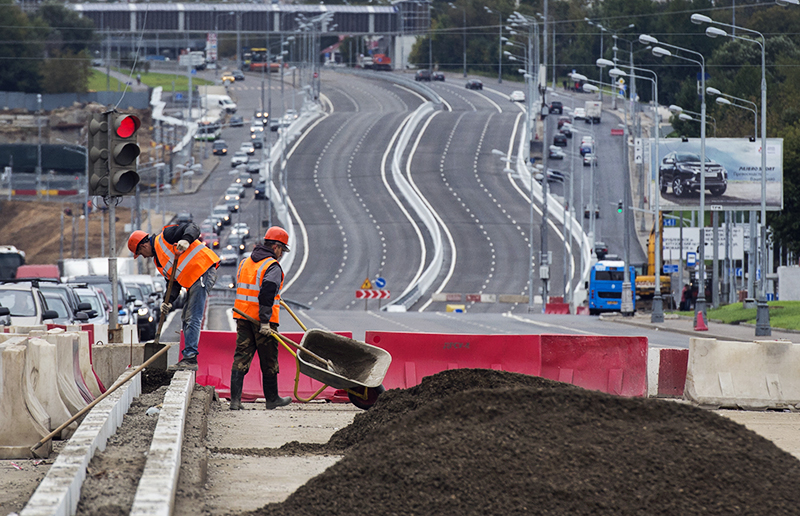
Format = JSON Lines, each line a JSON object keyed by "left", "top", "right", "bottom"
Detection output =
{"left": 245, "top": 369, "right": 800, "bottom": 515}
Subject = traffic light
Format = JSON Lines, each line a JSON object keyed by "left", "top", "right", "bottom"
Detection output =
{"left": 108, "top": 112, "right": 141, "bottom": 196}
{"left": 87, "top": 113, "right": 109, "bottom": 196}
{"left": 617, "top": 200, "right": 623, "bottom": 213}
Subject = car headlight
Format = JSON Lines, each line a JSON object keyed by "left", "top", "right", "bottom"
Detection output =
{"left": 138, "top": 308, "right": 149, "bottom": 316}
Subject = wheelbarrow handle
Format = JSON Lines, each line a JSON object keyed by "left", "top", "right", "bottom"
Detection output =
{"left": 232, "top": 307, "right": 331, "bottom": 369}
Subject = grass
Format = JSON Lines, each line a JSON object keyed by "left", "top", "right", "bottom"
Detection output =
{"left": 88, "top": 68, "right": 214, "bottom": 92}
{"left": 671, "top": 301, "right": 800, "bottom": 331}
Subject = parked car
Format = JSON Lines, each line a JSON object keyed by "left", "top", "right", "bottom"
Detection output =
{"left": 232, "top": 69, "right": 245, "bottom": 81}
{"left": 553, "top": 134, "right": 568, "bottom": 147}
{"left": 549, "top": 101, "right": 563, "bottom": 114}
{"left": 0, "top": 283, "right": 59, "bottom": 326}
{"left": 231, "top": 151, "right": 248, "bottom": 167}
{"left": 510, "top": 90, "right": 526, "bottom": 102}
{"left": 176, "top": 212, "right": 193, "bottom": 224}
{"left": 43, "top": 293, "right": 77, "bottom": 325}
{"left": 229, "top": 115, "right": 244, "bottom": 127}
{"left": 548, "top": 146, "right": 565, "bottom": 160}
{"left": 415, "top": 69, "right": 432, "bottom": 81}
{"left": 465, "top": 79, "right": 483, "bottom": 90}
{"left": 71, "top": 286, "right": 109, "bottom": 325}
{"left": 212, "top": 205, "right": 232, "bottom": 226}
{"left": 594, "top": 241, "right": 609, "bottom": 260}
{"left": 659, "top": 151, "right": 728, "bottom": 198}
{"left": 212, "top": 140, "right": 228, "bottom": 155}
{"left": 573, "top": 107, "right": 586, "bottom": 120}
{"left": 38, "top": 282, "right": 92, "bottom": 321}
{"left": 240, "top": 142, "right": 255, "bottom": 155}
{"left": 432, "top": 71, "right": 445, "bottom": 81}
{"left": 583, "top": 153, "right": 598, "bottom": 167}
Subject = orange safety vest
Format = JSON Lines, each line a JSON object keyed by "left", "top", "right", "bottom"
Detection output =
{"left": 153, "top": 228, "right": 220, "bottom": 289}
{"left": 233, "top": 256, "right": 283, "bottom": 324}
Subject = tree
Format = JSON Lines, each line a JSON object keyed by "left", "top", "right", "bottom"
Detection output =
{"left": 0, "top": 0, "right": 45, "bottom": 92}
{"left": 41, "top": 49, "right": 91, "bottom": 93}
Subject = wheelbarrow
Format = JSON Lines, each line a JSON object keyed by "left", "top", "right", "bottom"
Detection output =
{"left": 233, "top": 304, "right": 392, "bottom": 409}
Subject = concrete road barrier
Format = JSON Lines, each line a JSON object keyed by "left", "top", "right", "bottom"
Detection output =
{"left": 27, "top": 337, "right": 77, "bottom": 438}
{"left": 685, "top": 337, "right": 800, "bottom": 409}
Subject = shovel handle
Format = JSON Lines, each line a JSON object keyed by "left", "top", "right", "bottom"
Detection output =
{"left": 279, "top": 300, "right": 308, "bottom": 332}
{"left": 231, "top": 307, "right": 330, "bottom": 368}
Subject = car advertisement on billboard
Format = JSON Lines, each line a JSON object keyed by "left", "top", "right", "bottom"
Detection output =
{"left": 648, "top": 138, "right": 783, "bottom": 211}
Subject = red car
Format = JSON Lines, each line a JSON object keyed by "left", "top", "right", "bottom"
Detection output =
{"left": 201, "top": 232, "right": 220, "bottom": 249}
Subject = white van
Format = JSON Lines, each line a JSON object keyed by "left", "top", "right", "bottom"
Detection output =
{"left": 203, "top": 94, "right": 237, "bottom": 114}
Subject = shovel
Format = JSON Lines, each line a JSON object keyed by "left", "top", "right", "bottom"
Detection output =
{"left": 232, "top": 307, "right": 340, "bottom": 374}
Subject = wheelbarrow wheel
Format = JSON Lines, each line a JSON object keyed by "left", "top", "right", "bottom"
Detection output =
{"left": 348, "top": 385, "right": 385, "bottom": 410}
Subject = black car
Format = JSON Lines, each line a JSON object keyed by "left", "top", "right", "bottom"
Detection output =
{"left": 212, "top": 140, "right": 228, "bottom": 155}
{"left": 254, "top": 179, "right": 268, "bottom": 200}
{"left": 415, "top": 69, "right": 432, "bottom": 81}
{"left": 549, "top": 101, "right": 563, "bottom": 114}
{"left": 232, "top": 70, "right": 245, "bottom": 81}
{"left": 229, "top": 115, "right": 244, "bottom": 127}
{"left": 559, "top": 124, "right": 572, "bottom": 138}
{"left": 553, "top": 134, "right": 568, "bottom": 147}
{"left": 465, "top": 79, "right": 483, "bottom": 90}
{"left": 432, "top": 71, "right": 445, "bottom": 81}
{"left": 175, "top": 212, "right": 193, "bottom": 224}
{"left": 594, "top": 241, "right": 608, "bottom": 260}
{"left": 659, "top": 151, "right": 728, "bottom": 198}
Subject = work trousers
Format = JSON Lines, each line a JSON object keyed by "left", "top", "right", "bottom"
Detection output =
{"left": 232, "top": 318, "right": 279, "bottom": 376}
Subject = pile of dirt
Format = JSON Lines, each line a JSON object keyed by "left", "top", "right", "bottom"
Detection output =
{"left": 245, "top": 369, "right": 800, "bottom": 515}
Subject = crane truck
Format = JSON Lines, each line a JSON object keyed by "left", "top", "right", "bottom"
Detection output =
{"left": 635, "top": 214, "right": 671, "bottom": 309}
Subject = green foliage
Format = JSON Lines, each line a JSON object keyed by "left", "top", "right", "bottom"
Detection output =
{"left": 704, "top": 301, "right": 800, "bottom": 330}
{"left": 0, "top": 0, "right": 45, "bottom": 92}
{"left": 41, "top": 49, "right": 91, "bottom": 93}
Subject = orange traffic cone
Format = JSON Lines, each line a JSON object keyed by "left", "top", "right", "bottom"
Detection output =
{"left": 695, "top": 310, "right": 708, "bottom": 331}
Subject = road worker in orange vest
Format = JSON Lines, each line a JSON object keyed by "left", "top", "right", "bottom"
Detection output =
{"left": 127, "top": 222, "right": 220, "bottom": 371}
{"left": 229, "top": 226, "right": 291, "bottom": 410}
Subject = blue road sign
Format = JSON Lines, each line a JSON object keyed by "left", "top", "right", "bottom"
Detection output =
{"left": 736, "top": 267, "right": 743, "bottom": 277}
{"left": 767, "top": 293, "right": 775, "bottom": 301}
{"left": 663, "top": 264, "right": 679, "bottom": 274}
{"left": 375, "top": 277, "right": 386, "bottom": 289}
{"left": 686, "top": 252, "right": 697, "bottom": 267}
{"left": 663, "top": 218, "right": 676, "bottom": 227}
{"left": 175, "top": 93, "right": 183, "bottom": 100}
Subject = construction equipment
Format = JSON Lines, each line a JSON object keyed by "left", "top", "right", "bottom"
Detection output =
{"left": 635, "top": 213, "right": 671, "bottom": 307}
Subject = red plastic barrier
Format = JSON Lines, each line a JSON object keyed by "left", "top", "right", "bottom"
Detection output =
{"left": 364, "top": 332, "right": 541, "bottom": 390}
{"left": 549, "top": 296, "right": 564, "bottom": 303}
{"left": 540, "top": 334, "right": 648, "bottom": 397}
{"left": 545, "top": 303, "right": 570, "bottom": 314}
{"left": 657, "top": 348, "right": 688, "bottom": 397}
{"left": 575, "top": 306, "right": 590, "bottom": 315}
{"left": 183, "top": 329, "right": 353, "bottom": 402}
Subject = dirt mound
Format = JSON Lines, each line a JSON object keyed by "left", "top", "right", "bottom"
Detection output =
{"left": 245, "top": 369, "right": 800, "bottom": 515}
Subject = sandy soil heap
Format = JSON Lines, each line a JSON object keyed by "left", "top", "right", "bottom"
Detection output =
{"left": 244, "top": 369, "right": 800, "bottom": 515}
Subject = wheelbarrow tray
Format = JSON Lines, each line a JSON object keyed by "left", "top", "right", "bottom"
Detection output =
{"left": 297, "top": 329, "right": 391, "bottom": 390}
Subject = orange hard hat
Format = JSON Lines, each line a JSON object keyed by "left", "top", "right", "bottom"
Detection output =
{"left": 128, "top": 230, "right": 149, "bottom": 257}
{"left": 264, "top": 226, "right": 290, "bottom": 252}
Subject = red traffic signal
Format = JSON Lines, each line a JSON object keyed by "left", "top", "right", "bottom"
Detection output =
{"left": 109, "top": 113, "right": 141, "bottom": 196}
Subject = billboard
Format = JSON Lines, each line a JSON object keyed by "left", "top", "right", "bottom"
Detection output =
{"left": 648, "top": 138, "right": 783, "bottom": 211}
{"left": 662, "top": 226, "right": 745, "bottom": 262}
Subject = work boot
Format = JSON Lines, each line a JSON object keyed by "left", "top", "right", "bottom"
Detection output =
{"left": 229, "top": 370, "right": 245, "bottom": 411}
{"left": 168, "top": 356, "right": 198, "bottom": 372}
{"left": 262, "top": 374, "right": 291, "bottom": 410}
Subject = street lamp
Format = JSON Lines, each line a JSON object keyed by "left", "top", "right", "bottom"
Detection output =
{"left": 645, "top": 35, "right": 710, "bottom": 326}
{"left": 689, "top": 12, "right": 797, "bottom": 335}
{"left": 448, "top": 2, "right": 467, "bottom": 77}
{"left": 671, "top": 105, "right": 717, "bottom": 137}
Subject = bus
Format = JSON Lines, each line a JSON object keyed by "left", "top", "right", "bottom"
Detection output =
{"left": 588, "top": 260, "right": 636, "bottom": 315}
{"left": 194, "top": 118, "right": 222, "bottom": 141}
{"left": 242, "top": 48, "right": 283, "bottom": 72}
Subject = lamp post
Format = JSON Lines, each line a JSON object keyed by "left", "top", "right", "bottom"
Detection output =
{"left": 448, "top": 2, "right": 467, "bottom": 77}
{"left": 645, "top": 35, "right": 709, "bottom": 326}
{"left": 484, "top": 6, "right": 502, "bottom": 83}
{"left": 600, "top": 59, "right": 663, "bottom": 321}
{"left": 689, "top": 11, "right": 800, "bottom": 335}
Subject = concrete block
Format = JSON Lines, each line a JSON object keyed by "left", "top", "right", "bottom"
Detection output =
{"left": 0, "top": 338, "right": 52, "bottom": 459}
{"left": 130, "top": 371, "right": 195, "bottom": 516}
{"left": 685, "top": 337, "right": 800, "bottom": 409}
{"left": 44, "top": 333, "right": 87, "bottom": 416}
{"left": 21, "top": 369, "right": 141, "bottom": 516}
{"left": 56, "top": 330, "right": 102, "bottom": 398}
{"left": 26, "top": 337, "right": 77, "bottom": 438}
{"left": 92, "top": 342, "right": 146, "bottom": 390}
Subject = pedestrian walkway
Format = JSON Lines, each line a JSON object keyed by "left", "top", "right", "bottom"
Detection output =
{"left": 92, "top": 67, "right": 149, "bottom": 93}
{"left": 602, "top": 311, "right": 799, "bottom": 343}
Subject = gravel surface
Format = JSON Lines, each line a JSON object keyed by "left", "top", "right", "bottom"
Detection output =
{"left": 240, "top": 368, "right": 800, "bottom": 516}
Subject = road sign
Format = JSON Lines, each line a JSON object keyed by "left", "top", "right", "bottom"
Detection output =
{"left": 634, "top": 138, "right": 643, "bottom": 164}
{"left": 175, "top": 93, "right": 183, "bottom": 100}
{"left": 686, "top": 252, "right": 697, "bottom": 267}
{"left": 360, "top": 278, "right": 372, "bottom": 289}
{"left": 374, "top": 277, "right": 386, "bottom": 289}
{"left": 663, "top": 218, "right": 676, "bottom": 227}
{"left": 736, "top": 267, "right": 743, "bottom": 277}
{"left": 663, "top": 264, "right": 679, "bottom": 273}
{"left": 355, "top": 290, "right": 390, "bottom": 299}
{"left": 610, "top": 128, "right": 624, "bottom": 136}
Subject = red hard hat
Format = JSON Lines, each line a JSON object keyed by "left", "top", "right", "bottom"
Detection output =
{"left": 264, "top": 226, "right": 290, "bottom": 252}
{"left": 128, "top": 230, "right": 149, "bottom": 257}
